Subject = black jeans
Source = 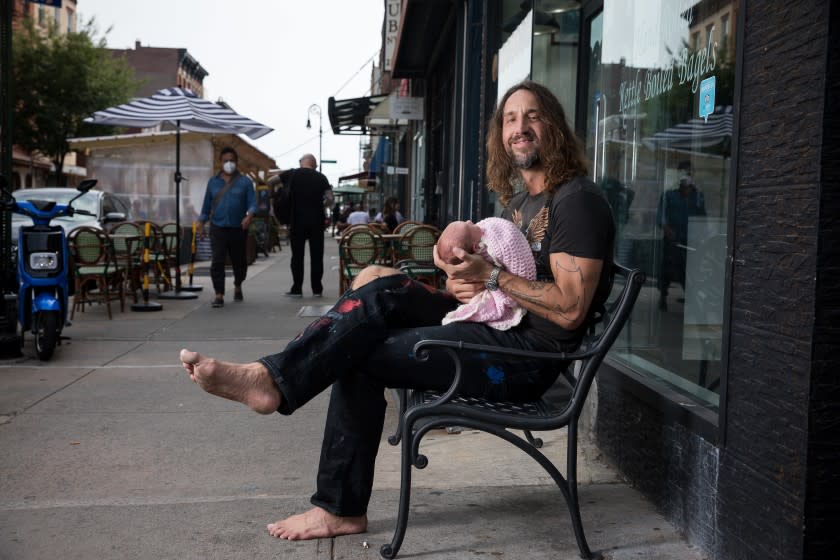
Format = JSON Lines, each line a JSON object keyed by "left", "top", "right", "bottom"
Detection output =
{"left": 209, "top": 225, "right": 248, "bottom": 295}
{"left": 258, "top": 274, "right": 566, "bottom": 517}
{"left": 289, "top": 222, "right": 325, "bottom": 295}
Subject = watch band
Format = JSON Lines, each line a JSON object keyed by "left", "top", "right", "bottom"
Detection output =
{"left": 485, "top": 266, "right": 502, "bottom": 291}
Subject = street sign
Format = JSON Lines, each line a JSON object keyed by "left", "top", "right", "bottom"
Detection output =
{"left": 321, "top": 159, "right": 337, "bottom": 164}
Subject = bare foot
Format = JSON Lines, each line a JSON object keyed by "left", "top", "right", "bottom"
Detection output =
{"left": 179, "top": 349, "right": 281, "bottom": 414}
{"left": 267, "top": 506, "right": 367, "bottom": 540}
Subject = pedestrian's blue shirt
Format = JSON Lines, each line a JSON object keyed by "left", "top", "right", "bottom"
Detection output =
{"left": 199, "top": 172, "right": 256, "bottom": 227}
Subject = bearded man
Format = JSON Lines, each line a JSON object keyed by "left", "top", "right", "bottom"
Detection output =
{"left": 178, "top": 81, "right": 615, "bottom": 541}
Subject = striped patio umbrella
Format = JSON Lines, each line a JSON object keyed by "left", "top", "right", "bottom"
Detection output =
{"left": 85, "top": 88, "right": 273, "bottom": 297}
{"left": 85, "top": 87, "right": 272, "bottom": 139}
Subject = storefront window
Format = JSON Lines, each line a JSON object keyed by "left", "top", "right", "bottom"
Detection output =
{"left": 532, "top": 1, "right": 581, "bottom": 119}
{"left": 585, "top": 0, "right": 739, "bottom": 410}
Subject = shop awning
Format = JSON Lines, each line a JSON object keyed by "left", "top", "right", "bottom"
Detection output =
{"left": 333, "top": 184, "right": 368, "bottom": 194}
{"left": 369, "top": 137, "right": 391, "bottom": 173}
{"left": 328, "top": 94, "right": 388, "bottom": 135}
{"left": 391, "top": 0, "right": 455, "bottom": 78}
{"left": 338, "top": 171, "right": 370, "bottom": 183}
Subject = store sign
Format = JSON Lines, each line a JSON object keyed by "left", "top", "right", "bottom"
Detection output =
{"left": 384, "top": 0, "right": 401, "bottom": 72}
{"left": 389, "top": 96, "right": 424, "bottom": 120}
{"left": 618, "top": 28, "right": 718, "bottom": 114}
{"left": 699, "top": 76, "right": 716, "bottom": 121}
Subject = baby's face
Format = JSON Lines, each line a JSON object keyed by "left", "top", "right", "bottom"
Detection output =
{"left": 438, "top": 221, "right": 482, "bottom": 264}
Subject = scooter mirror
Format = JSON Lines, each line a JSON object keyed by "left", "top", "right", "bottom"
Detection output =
{"left": 77, "top": 179, "right": 98, "bottom": 193}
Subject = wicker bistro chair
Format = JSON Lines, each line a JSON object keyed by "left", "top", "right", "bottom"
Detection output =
{"left": 393, "top": 224, "right": 442, "bottom": 287}
{"left": 380, "top": 263, "right": 645, "bottom": 560}
{"left": 391, "top": 220, "right": 423, "bottom": 234}
{"left": 338, "top": 225, "right": 386, "bottom": 292}
{"left": 108, "top": 221, "right": 144, "bottom": 303}
{"left": 160, "top": 222, "right": 181, "bottom": 285}
{"left": 67, "top": 227, "right": 126, "bottom": 320}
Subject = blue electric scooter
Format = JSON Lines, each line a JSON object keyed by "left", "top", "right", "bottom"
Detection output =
{"left": 0, "top": 177, "right": 97, "bottom": 360}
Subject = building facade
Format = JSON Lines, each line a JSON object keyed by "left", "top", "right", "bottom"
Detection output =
{"left": 109, "top": 41, "right": 208, "bottom": 98}
{"left": 388, "top": 1, "right": 838, "bottom": 559}
{"left": 8, "top": 0, "right": 80, "bottom": 188}
{"left": 12, "top": 0, "right": 77, "bottom": 34}
{"left": 68, "top": 131, "right": 276, "bottom": 225}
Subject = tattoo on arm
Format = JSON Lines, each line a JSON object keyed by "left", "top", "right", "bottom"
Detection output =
{"left": 504, "top": 256, "right": 587, "bottom": 323}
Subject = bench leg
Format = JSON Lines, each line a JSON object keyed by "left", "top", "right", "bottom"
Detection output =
{"left": 380, "top": 419, "right": 419, "bottom": 559}
{"left": 387, "top": 389, "right": 407, "bottom": 445}
{"left": 565, "top": 418, "right": 601, "bottom": 559}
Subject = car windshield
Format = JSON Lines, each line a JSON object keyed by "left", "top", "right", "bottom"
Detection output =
{"left": 13, "top": 190, "right": 99, "bottom": 222}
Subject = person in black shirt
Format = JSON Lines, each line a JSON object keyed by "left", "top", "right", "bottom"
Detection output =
{"left": 179, "top": 81, "right": 614, "bottom": 542}
{"left": 269, "top": 154, "right": 333, "bottom": 298}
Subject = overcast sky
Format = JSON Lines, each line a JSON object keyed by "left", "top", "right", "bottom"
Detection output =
{"left": 79, "top": 0, "right": 385, "bottom": 186}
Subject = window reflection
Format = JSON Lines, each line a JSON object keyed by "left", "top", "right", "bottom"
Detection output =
{"left": 586, "top": 0, "right": 739, "bottom": 408}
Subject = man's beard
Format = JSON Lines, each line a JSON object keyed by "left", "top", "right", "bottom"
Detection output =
{"left": 510, "top": 150, "right": 540, "bottom": 169}
{"left": 507, "top": 133, "right": 541, "bottom": 169}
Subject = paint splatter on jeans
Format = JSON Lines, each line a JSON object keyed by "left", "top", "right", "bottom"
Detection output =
{"left": 258, "top": 274, "right": 567, "bottom": 516}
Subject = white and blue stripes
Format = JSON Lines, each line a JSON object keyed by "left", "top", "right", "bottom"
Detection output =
{"left": 85, "top": 87, "right": 272, "bottom": 140}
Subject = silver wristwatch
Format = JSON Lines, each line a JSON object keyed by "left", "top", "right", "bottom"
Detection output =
{"left": 485, "top": 266, "right": 502, "bottom": 291}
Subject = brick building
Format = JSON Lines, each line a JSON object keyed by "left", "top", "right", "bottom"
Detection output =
{"left": 110, "top": 41, "right": 208, "bottom": 98}
{"left": 12, "top": 0, "right": 77, "bottom": 34}
{"left": 8, "top": 0, "right": 80, "bottom": 188}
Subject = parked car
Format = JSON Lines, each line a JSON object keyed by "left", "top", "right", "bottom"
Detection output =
{"left": 9, "top": 187, "right": 132, "bottom": 243}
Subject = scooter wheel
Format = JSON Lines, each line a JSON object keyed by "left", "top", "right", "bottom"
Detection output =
{"left": 34, "top": 311, "right": 59, "bottom": 361}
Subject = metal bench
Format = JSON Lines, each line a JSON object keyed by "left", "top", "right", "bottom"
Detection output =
{"left": 381, "top": 263, "right": 645, "bottom": 559}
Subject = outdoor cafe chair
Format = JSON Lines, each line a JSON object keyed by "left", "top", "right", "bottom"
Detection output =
{"left": 68, "top": 226, "right": 126, "bottom": 320}
{"left": 391, "top": 220, "right": 423, "bottom": 235}
{"left": 380, "top": 263, "right": 645, "bottom": 559}
{"left": 108, "top": 221, "right": 144, "bottom": 303}
{"left": 160, "top": 222, "right": 182, "bottom": 283}
{"left": 338, "top": 225, "right": 385, "bottom": 292}
{"left": 393, "top": 224, "right": 441, "bottom": 287}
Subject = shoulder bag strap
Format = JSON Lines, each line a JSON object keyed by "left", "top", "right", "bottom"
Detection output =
{"left": 209, "top": 174, "right": 238, "bottom": 221}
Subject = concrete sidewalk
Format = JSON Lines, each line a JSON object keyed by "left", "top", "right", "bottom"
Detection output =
{"left": 0, "top": 235, "right": 707, "bottom": 560}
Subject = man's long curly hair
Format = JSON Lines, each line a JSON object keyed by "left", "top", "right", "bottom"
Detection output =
{"left": 486, "top": 81, "right": 589, "bottom": 207}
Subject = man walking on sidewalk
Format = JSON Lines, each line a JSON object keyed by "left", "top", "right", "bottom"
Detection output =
{"left": 269, "top": 154, "right": 333, "bottom": 298}
{"left": 197, "top": 147, "right": 256, "bottom": 308}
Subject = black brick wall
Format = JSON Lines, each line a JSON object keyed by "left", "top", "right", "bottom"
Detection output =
{"left": 718, "top": 1, "right": 827, "bottom": 557}
{"left": 596, "top": 2, "right": 836, "bottom": 559}
{"left": 595, "top": 375, "right": 720, "bottom": 554}
{"left": 805, "top": 2, "right": 840, "bottom": 557}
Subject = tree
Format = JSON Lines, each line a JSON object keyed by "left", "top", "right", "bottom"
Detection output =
{"left": 12, "top": 17, "right": 137, "bottom": 182}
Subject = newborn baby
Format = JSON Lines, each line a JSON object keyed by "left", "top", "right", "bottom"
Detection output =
{"left": 436, "top": 217, "right": 536, "bottom": 330}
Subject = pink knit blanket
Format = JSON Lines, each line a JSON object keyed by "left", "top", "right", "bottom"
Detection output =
{"left": 442, "top": 217, "right": 536, "bottom": 330}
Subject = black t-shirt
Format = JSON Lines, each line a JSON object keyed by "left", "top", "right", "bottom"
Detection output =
{"left": 501, "top": 176, "right": 615, "bottom": 347}
{"left": 383, "top": 213, "right": 399, "bottom": 232}
{"left": 279, "top": 168, "right": 332, "bottom": 226}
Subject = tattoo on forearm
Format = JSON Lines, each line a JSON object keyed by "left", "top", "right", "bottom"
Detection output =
{"left": 503, "top": 257, "right": 587, "bottom": 323}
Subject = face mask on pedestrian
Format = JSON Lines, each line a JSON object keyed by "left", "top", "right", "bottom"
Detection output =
{"left": 223, "top": 161, "right": 237, "bottom": 174}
